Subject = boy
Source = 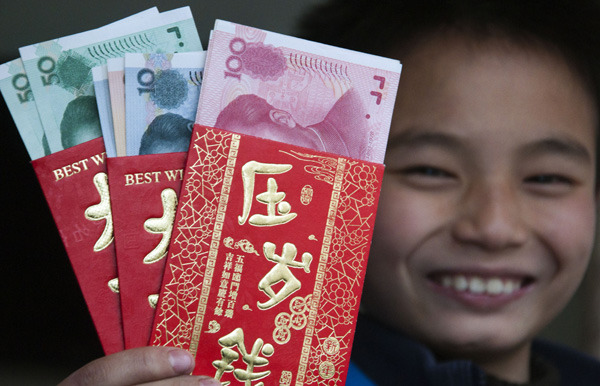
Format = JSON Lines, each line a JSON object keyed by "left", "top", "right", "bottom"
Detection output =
{"left": 59, "top": 0, "right": 600, "bottom": 384}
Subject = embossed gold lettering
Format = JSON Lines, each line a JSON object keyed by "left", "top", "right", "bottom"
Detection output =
{"left": 79, "top": 159, "right": 90, "bottom": 171}
{"left": 125, "top": 174, "right": 135, "bottom": 186}
{"left": 143, "top": 188, "right": 178, "bottom": 264}
{"left": 89, "top": 152, "right": 107, "bottom": 166}
{"left": 164, "top": 169, "right": 184, "bottom": 181}
{"left": 52, "top": 159, "right": 92, "bottom": 181}
{"left": 257, "top": 242, "right": 312, "bottom": 310}
{"left": 124, "top": 171, "right": 162, "bottom": 186}
{"left": 238, "top": 161, "right": 296, "bottom": 226}
{"left": 53, "top": 168, "right": 65, "bottom": 181}
{"left": 64, "top": 164, "right": 75, "bottom": 177}
{"left": 135, "top": 172, "right": 148, "bottom": 184}
{"left": 108, "top": 277, "right": 120, "bottom": 293}
{"left": 212, "top": 327, "right": 274, "bottom": 385}
{"left": 84, "top": 172, "right": 114, "bottom": 251}
{"left": 148, "top": 294, "right": 159, "bottom": 309}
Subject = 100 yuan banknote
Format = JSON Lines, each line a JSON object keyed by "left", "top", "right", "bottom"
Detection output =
{"left": 125, "top": 51, "right": 206, "bottom": 155}
{"left": 19, "top": 7, "right": 202, "bottom": 154}
{"left": 0, "top": 58, "right": 49, "bottom": 159}
{"left": 196, "top": 20, "right": 402, "bottom": 163}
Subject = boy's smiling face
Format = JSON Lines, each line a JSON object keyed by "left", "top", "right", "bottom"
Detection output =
{"left": 363, "top": 34, "right": 598, "bottom": 381}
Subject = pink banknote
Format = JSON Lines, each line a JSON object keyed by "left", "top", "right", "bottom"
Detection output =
{"left": 196, "top": 20, "right": 402, "bottom": 163}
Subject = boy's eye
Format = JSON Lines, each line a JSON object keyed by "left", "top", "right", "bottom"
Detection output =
{"left": 524, "top": 174, "right": 573, "bottom": 184}
{"left": 404, "top": 166, "right": 454, "bottom": 178}
{"left": 523, "top": 174, "right": 577, "bottom": 196}
{"left": 393, "top": 165, "right": 458, "bottom": 189}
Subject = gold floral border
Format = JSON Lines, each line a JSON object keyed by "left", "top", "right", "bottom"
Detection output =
{"left": 151, "top": 128, "right": 236, "bottom": 352}
{"left": 301, "top": 160, "right": 380, "bottom": 385}
{"left": 190, "top": 133, "right": 239, "bottom": 355}
{"left": 295, "top": 157, "right": 345, "bottom": 384}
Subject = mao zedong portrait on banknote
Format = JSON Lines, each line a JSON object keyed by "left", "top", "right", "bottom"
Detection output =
{"left": 214, "top": 88, "right": 369, "bottom": 161}
{"left": 139, "top": 112, "right": 194, "bottom": 155}
{"left": 60, "top": 95, "right": 102, "bottom": 149}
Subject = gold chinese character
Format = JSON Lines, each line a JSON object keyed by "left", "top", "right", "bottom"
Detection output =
{"left": 220, "top": 278, "right": 230, "bottom": 289}
{"left": 238, "top": 161, "right": 296, "bottom": 226}
{"left": 257, "top": 242, "right": 312, "bottom": 310}
{"left": 143, "top": 188, "right": 178, "bottom": 264}
{"left": 84, "top": 172, "right": 114, "bottom": 252}
{"left": 234, "top": 263, "right": 244, "bottom": 273}
{"left": 212, "top": 328, "right": 274, "bottom": 386}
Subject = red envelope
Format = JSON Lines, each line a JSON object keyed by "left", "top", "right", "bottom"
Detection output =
{"left": 152, "top": 126, "right": 384, "bottom": 385}
{"left": 31, "top": 138, "right": 123, "bottom": 355}
{"left": 108, "top": 152, "right": 186, "bottom": 348}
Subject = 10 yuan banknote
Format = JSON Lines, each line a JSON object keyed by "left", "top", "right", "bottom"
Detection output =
{"left": 125, "top": 51, "right": 206, "bottom": 156}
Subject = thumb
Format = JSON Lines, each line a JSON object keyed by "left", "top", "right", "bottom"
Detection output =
{"left": 58, "top": 346, "right": 218, "bottom": 385}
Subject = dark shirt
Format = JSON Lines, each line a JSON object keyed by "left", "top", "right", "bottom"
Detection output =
{"left": 346, "top": 315, "right": 600, "bottom": 385}
{"left": 485, "top": 355, "right": 559, "bottom": 386}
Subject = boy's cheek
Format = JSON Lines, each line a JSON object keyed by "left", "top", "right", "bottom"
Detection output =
{"left": 375, "top": 185, "right": 450, "bottom": 247}
{"left": 529, "top": 195, "right": 596, "bottom": 265}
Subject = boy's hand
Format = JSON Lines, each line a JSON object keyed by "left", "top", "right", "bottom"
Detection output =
{"left": 58, "top": 346, "right": 220, "bottom": 385}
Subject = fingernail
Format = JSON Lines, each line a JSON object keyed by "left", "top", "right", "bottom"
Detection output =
{"left": 198, "top": 376, "right": 221, "bottom": 385}
{"left": 168, "top": 349, "right": 194, "bottom": 373}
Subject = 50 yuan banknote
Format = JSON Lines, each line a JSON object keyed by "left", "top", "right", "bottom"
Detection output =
{"left": 19, "top": 7, "right": 202, "bottom": 154}
{"left": 0, "top": 58, "right": 48, "bottom": 159}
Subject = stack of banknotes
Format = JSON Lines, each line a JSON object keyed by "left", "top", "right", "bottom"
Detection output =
{"left": 1, "top": 6, "right": 401, "bottom": 384}
{"left": 0, "top": 7, "right": 203, "bottom": 159}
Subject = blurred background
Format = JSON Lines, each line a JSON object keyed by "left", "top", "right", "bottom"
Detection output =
{"left": 0, "top": 0, "right": 598, "bottom": 384}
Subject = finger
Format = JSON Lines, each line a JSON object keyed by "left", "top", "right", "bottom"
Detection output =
{"left": 58, "top": 346, "right": 216, "bottom": 386}
{"left": 139, "top": 375, "right": 221, "bottom": 386}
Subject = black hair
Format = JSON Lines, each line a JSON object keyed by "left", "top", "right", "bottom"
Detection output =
{"left": 300, "top": 0, "right": 600, "bottom": 180}
{"left": 214, "top": 94, "right": 274, "bottom": 130}
{"left": 300, "top": 0, "right": 600, "bottom": 92}
{"left": 60, "top": 95, "right": 101, "bottom": 149}
{"left": 139, "top": 113, "right": 193, "bottom": 155}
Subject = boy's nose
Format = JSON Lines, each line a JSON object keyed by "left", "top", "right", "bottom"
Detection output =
{"left": 451, "top": 181, "right": 528, "bottom": 251}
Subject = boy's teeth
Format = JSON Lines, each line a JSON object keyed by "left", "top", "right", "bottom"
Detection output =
{"left": 455, "top": 275, "right": 468, "bottom": 291}
{"left": 469, "top": 277, "right": 485, "bottom": 294}
{"left": 503, "top": 280, "right": 515, "bottom": 294}
{"left": 440, "top": 275, "right": 521, "bottom": 295}
{"left": 486, "top": 278, "right": 504, "bottom": 295}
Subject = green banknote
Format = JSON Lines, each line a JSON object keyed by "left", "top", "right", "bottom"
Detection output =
{"left": 19, "top": 7, "right": 202, "bottom": 154}
{"left": 0, "top": 58, "right": 49, "bottom": 159}
{"left": 0, "top": 7, "right": 159, "bottom": 159}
